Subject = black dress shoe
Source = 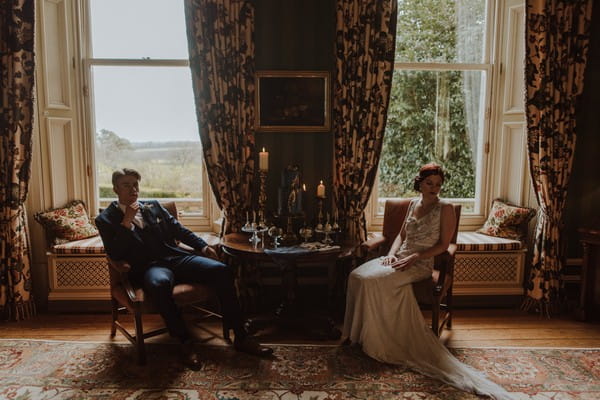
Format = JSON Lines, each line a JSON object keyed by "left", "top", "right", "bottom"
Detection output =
{"left": 234, "top": 336, "right": 274, "bottom": 357}
{"left": 181, "top": 341, "right": 202, "bottom": 370}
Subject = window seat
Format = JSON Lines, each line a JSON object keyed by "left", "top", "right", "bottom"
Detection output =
{"left": 454, "top": 232, "right": 526, "bottom": 295}
{"left": 46, "top": 233, "right": 221, "bottom": 301}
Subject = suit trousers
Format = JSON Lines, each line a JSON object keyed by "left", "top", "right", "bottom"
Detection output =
{"left": 141, "top": 255, "right": 244, "bottom": 342}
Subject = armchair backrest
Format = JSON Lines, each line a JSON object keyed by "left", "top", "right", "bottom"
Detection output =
{"left": 382, "top": 199, "right": 461, "bottom": 253}
{"left": 161, "top": 201, "right": 178, "bottom": 220}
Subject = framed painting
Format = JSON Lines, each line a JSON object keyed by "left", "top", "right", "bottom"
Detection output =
{"left": 256, "top": 71, "right": 330, "bottom": 132}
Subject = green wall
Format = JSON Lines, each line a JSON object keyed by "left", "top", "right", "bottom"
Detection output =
{"left": 565, "top": 7, "right": 600, "bottom": 258}
{"left": 255, "top": 0, "right": 335, "bottom": 223}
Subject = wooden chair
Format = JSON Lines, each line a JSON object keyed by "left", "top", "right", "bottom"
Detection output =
{"left": 360, "top": 199, "right": 461, "bottom": 336}
{"left": 107, "top": 201, "right": 229, "bottom": 364}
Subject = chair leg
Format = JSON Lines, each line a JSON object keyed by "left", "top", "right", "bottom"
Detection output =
{"left": 431, "top": 300, "right": 440, "bottom": 337}
{"left": 223, "top": 324, "right": 231, "bottom": 343}
{"left": 110, "top": 298, "right": 119, "bottom": 337}
{"left": 446, "top": 285, "right": 453, "bottom": 329}
{"left": 133, "top": 311, "right": 146, "bottom": 365}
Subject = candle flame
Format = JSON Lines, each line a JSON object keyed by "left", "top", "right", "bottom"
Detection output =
{"left": 320, "top": 180, "right": 323, "bottom": 184}
{"left": 302, "top": 184, "right": 306, "bottom": 191}
{"left": 262, "top": 147, "right": 266, "bottom": 152}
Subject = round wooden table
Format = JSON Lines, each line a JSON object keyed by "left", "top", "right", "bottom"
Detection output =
{"left": 221, "top": 233, "right": 356, "bottom": 339}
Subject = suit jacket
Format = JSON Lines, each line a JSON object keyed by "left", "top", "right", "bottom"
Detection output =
{"left": 95, "top": 200, "right": 208, "bottom": 281}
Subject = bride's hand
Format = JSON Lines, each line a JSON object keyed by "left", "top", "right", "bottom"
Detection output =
{"left": 380, "top": 255, "right": 398, "bottom": 266}
{"left": 392, "top": 253, "right": 418, "bottom": 271}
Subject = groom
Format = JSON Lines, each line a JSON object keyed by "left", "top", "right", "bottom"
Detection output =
{"left": 95, "top": 168, "right": 273, "bottom": 369}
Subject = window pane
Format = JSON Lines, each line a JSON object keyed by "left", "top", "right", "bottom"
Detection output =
{"left": 378, "top": 69, "right": 484, "bottom": 210}
{"left": 89, "top": 0, "right": 189, "bottom": 59}
{"left": 92, "top": 66, "right": 203, "bottom": 213}
{"left": 396, "top": 0, "right": 486, "bottom": 63}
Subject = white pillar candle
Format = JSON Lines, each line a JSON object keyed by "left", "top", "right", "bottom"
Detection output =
{"left": 317, "top": 180, "right": 325, "bottom": 198}
{"left": 259, "top": 147, "right": 269, "bottom": 171}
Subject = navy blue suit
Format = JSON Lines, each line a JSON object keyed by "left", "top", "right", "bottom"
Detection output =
{"left": 95, "top": 200, "right": 244, "bottom": 342}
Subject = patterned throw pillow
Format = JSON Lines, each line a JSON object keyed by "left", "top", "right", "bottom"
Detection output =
{"left": 476, "top": 199, "right": 535, "bottom": 241}
{"left": 34, "top": 200, "right": 99, "bottom": 244}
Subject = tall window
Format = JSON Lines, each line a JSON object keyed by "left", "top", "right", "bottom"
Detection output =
{"left": 87, "top": 0, "right": 205, "bottom": 215}
{"left": 375, "top": 0, "right": 491, "bottom": 216}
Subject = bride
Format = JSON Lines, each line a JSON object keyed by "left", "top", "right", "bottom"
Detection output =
{"left": 343, "top": 163, "right": 515, "bottom": 399}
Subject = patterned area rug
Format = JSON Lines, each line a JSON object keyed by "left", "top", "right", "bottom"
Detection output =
{"left": 1, "top": 339, "right": 599, "bottom": 399}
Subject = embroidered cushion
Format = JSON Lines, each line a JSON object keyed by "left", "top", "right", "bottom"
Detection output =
{"left": 476, "top": 199, "right": 534, "bottom": 241}
{"left": 35, "top": 200, "right": 99, "bottom": 244}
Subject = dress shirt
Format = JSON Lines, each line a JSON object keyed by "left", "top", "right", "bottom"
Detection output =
{"left": 118, "top": 202, "right": 145, "bottom": 229}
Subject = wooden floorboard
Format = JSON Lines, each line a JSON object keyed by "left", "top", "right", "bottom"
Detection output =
{"left": 1, "top": 309, "right": 599, "bottom": 348}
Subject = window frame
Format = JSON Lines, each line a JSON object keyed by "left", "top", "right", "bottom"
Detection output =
{"left": 367, "top": 0, "right": 509, "bottom": 232}
{"left": 78, "top": 0, "right": 218, "bottom": 232}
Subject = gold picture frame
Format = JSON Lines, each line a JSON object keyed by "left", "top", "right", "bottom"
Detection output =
{"left": 256, "top": 70, "right": 330, "bottom": 132}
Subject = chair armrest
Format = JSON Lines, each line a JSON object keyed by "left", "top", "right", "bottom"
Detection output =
{"left": 107, "top": 259, "right": 138, "bottom": 302}
{"left": 432, "top": 244, "right": 457, "bottom": 295}
{"left": 361, "top": 235, "right": 387, "bottom": 254}
{"left": 108, "top": 259, "right": 131, "bottom": 273}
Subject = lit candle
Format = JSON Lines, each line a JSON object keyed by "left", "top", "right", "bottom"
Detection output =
{"left": 317, "top": 180, "right": 326, "bottom": 198}
{"left": 302, "top": 183, "right": 307, "bottom": 191}
{"left": 259, "top": 147, "right": 269, "bottom": 171}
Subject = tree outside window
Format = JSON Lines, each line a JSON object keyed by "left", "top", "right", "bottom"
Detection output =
{"left": 378, "top": 0, "right": 488, "bottom": 213}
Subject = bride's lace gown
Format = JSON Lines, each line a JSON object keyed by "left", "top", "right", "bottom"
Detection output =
{"left": 343, "top": 199, "right": 514, "bottom": 399}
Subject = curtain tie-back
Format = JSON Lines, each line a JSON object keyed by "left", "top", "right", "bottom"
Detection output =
{"left": 536, "top": 207, "right": 563, "bottom": 226}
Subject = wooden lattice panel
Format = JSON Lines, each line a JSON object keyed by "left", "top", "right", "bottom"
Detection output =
{"left": 453, "top": 250, "right": 526, "bottom": 295}
{"left": 48, "top": 254, "right": 110, "bottom": 300}
{"left": 55, "top": 259, "right": 109, "bottom": 288}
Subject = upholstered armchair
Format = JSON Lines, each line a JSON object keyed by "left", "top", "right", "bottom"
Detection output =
{"left": 360, "top": 199, "right": 461, "bottom": 337}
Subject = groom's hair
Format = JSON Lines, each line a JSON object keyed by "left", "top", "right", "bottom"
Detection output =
{"left": 112, "top": 168, "right": 142, "bottom": 187}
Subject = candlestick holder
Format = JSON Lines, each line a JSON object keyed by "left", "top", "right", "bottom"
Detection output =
{"left": 258, "top": 170, "right": 267, "bottom": 218}
{"left": 281, "top": 216, "right": 298, "bottom": 245}
{"left": 242, "top": 225, "right": 268, "bottom": 248}
{"left": 316, "top": 196, "right": 325, "bottom": 229}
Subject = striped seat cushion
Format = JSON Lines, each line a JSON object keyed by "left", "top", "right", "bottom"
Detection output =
{"left": 51, "top": 233, "right": 219, "bottom": 255}
{"left": 457, "top": 231, "right": 523, "bottom": 251}
{"left": 52, "top": 235, "right": 105, "bottom": 255}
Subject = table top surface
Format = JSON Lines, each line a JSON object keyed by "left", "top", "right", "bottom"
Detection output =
{"left": 221, "top": 232, "right": 357, "bottom": 259}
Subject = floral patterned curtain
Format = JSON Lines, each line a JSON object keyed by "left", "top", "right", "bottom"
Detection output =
{"left": 522, "top": 0, "right": 594, "bottom": 315}
{"left": 184, "top": 0, "right": 255, "bottom": 234}
{"left": 333, "top": 0, "right": 397, "bottom": 244}
{"left": 0, "top": 0, "right": 36, "bottom": 321}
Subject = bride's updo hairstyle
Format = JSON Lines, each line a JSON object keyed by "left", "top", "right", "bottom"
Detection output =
{"left": 413, "top": 163, "right": 447, "bottom": 192}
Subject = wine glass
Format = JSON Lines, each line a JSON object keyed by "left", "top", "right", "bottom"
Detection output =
{"left": 268, "top": 226, "right": 283, "bottom": 248}
{"left": 299, "top": 226, "right": 313, "bottom": 242}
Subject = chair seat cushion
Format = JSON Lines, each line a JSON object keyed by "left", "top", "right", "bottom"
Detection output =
{"left": 111, "top": 282, "right": 215, "bottom": 312}
{"left": 52, "top": 235, "right": 105, "bottom": 254}
{"left": 172, "top": 283, "right": 215, "bottom": 305}
{"left": 456, "top": 231, "right": 523, "bottom": 252}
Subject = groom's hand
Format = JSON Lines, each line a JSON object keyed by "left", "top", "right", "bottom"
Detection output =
{"left": 121, "top": 202, "right": 139, "bottom": 228}
{"left": 201, "top": 245, "right": 220, "bottom": 261}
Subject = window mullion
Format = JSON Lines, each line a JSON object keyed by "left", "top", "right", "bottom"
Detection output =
{"left": 394, "top": 62, "right": 490, "bottom": 71}
{"left": 88, "top": 58, "right": 189, "bottom": 67}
